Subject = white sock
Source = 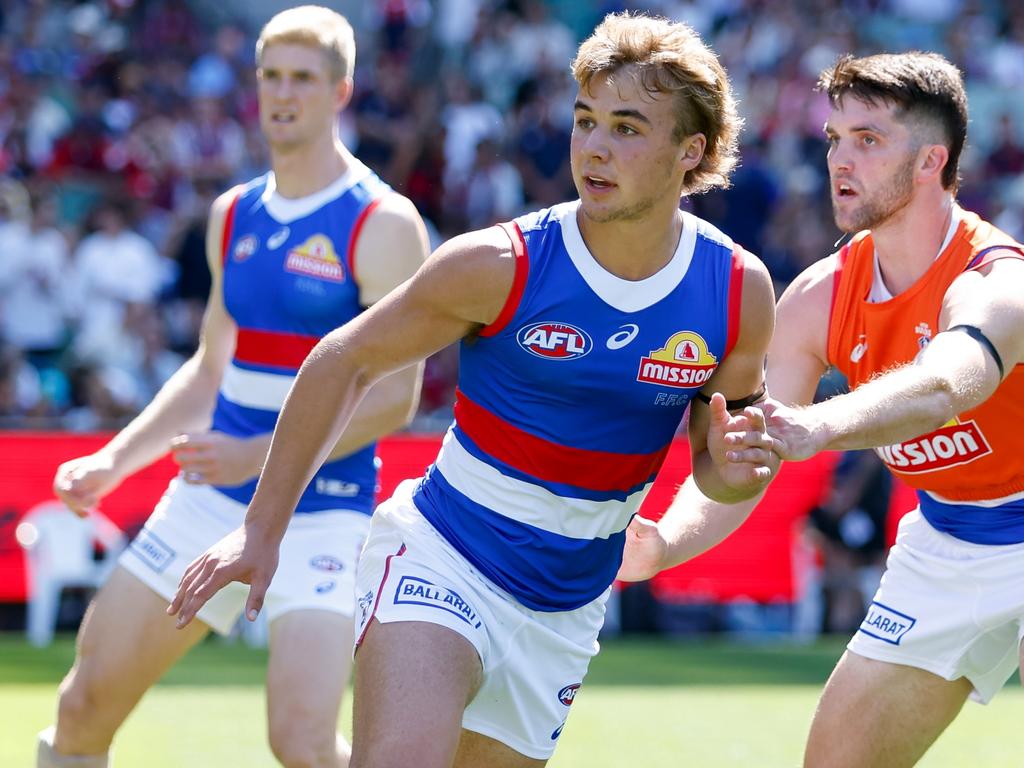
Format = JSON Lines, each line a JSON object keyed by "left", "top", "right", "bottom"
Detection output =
{"left": 37, "top": 727, "right": 110, "bottom": 768}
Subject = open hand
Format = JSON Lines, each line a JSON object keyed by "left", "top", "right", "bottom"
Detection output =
{"left": 706, "top": 392, "right": 778, "bottom": 496}
{"left": 167, "top": 525, "right": 278, "bottom": 629}
{"left": 760, "top": 399, "right": 823, "bottom": 462}
{"left": 170, "top": 431, "right": 267, "bottom": 487}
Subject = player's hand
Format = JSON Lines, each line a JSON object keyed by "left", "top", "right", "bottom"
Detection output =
{"left": 760, "top": 399, "right": 825, "bottom": 462}
{"left": 167, "top": 524, "right": 279, "bottom": 629}
{"left": 170, "top": 431, "right": 268, "bottom": 487}
{"left": 616, "top": 515, "right": 668, "bottom": 582}
{"left": 52, "top": 453, "right": 122, "bottom": 517}
{"left": 706, "top": 393, "right": 778, "bottom": 496}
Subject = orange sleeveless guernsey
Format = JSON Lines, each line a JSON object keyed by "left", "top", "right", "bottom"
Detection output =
{"left": 826, "top": 208, "right": 1024, "bottom": 541}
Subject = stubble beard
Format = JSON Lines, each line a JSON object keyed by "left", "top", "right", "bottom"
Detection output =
{"left": 833, "top": 156, "right": 916, "bottom": 233}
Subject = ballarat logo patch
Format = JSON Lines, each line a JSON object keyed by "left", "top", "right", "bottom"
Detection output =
{"left": 128, "top": 529, "right": 175, "bottom": 574}
{"left": 285, "top": 234, "right": 344, "bottom": 282}
{"left": 858, "top": 602, "right": 916, "bottom": 645}
{"left": 517, "top": 322, "right": 592, "bottom": 360}
{"left": 394, "top": 576, "right": 482, "bottom": 628}
{"left": 637, "top": 331, "right": 718, "bottom": 389}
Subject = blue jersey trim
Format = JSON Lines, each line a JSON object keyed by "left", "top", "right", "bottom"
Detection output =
{"left": 917, "top": 490, "right": 1024, "bottom": 544}
{"left": 412, "top": 465, "right": 625, "bottom": 611}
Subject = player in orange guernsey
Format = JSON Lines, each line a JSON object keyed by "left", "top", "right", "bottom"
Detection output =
{"left": 761, "top": 53, "right": 1024, "bottom": 767}
{"left": 616, "top": 51, "right": 1024, "bottom": 767}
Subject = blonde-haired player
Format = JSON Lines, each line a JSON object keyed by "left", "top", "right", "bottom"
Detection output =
{"left": 39, "top": 7, "right": 428, "bottom": 767}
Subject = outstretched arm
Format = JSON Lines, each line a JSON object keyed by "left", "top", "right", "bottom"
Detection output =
{"left": 766, "top": 255, "right": 1024, "bottom": 460}
{"left": 168, "top": 225, "right": 517, "bottom": 626}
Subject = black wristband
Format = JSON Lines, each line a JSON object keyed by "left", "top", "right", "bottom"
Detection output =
{"left": 694, "top": 382, "right": 767, "bottom": 411}
{"left": 947, "top": 324, "right": 1004, "bottom": 379}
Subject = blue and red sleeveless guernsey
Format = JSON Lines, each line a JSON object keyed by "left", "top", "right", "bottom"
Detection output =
{"left": 412, "top": 201, "right": 746, "bottom": 611}
{"left": 212, "top": 161, "right": 390, "bottom": 514}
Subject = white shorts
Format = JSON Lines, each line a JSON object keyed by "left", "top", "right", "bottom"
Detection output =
{"left": 354, "top": 480, "right": 607, "bottom": 760}
{"left": 120, "top": 478, "right": 370, "bottom": 635}
{"left": 849, "top": 509, "right": 1024, "bottom": 703}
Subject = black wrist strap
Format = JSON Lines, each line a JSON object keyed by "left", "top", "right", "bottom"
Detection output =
{"left": 694, "top": 382, "right": 768, "bottom": 411}
{"left": 947, "top": 324, "right": 1005, "bottom": 379}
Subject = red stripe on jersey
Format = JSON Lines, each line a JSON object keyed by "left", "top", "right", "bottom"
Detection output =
{"left": 234, "top": 328, "right": 320, "bottom": 369}
{"left": 479, "top": 222, "right": 529, "bottom": 338}
{"left": 220, "top": 190, "right": 242, "bottom": 266}
{"left": 454, "top": 390, "right": 669, "bottom": 492}
{"left": 347, "top": 195, "right": 385, "bottom": 287}
{"left": 724, "top": 246, "right": 744, "bottom": 357}
{"left": 355, "top": 544, "right": 406, "bottom": 648}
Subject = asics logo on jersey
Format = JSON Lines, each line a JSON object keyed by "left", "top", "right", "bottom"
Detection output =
{"left": 874, "top": 418, "right": 992, "bottom": 473}
{"left": 267, "top": 226, "right": 290, "bottom": 250}
{"left": 850, "top": 334, "right": 868, "bottom": 363}
{"left": 606, "top": 324, "right": 640, "bottom": 350}
{"left": 517, "top": 322, "right": 592, "bottom": 360}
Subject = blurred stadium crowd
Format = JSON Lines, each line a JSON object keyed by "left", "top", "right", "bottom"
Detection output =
{"left": 0, "top": 0, "right": 1022, "bottom": 432}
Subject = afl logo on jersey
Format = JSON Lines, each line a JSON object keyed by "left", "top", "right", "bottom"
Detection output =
{"left": 637, "top": 331, "right": 718, "bottom": 388}
{"left": 557, "top": 683, "right": 581, "bottom": 706}
{"left": 517, "top": 322, "right": 592, "bottom": 360}
{"left": 233, "top": 234, "right": 259, "bottom": 262}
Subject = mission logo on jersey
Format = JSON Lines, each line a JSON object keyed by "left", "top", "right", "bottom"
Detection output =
{"left": 875, "top": 417, "right": 992, "bottom": 474}
{"left": 517, "top": 322, "right": 592, "bottom": 360}
{"left": 637, "top": 331, "right": 718, "bottom": 388}
{"left": 284, "top": 234, "right": 345, "bottom": 282}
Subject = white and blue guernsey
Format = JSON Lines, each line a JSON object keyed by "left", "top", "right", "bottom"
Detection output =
{"left": 213, "top": 161, "right": 390, "bottom": 515}
{"left": 413, "top": 201, "right": 745, "bottom": 611}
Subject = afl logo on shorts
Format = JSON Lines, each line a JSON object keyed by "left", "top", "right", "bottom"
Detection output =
{"left": 233, "top": 234, "right": 259, "bottom": 262}
{"left": 557, "top": 683, "right": 581, "bottom": 706}
{"left": 517, "top": 322, "right": 592, "bottom": 360}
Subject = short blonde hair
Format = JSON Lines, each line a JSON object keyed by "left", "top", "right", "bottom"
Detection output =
{"left": 256, "top": 5, "right": 355, "bottom": 82}
{"left": 572, "top": 12, "right": 741, "bottom": 194}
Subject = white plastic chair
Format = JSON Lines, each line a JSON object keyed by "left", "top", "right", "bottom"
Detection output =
{"left": 16, "top": 500, "right": 127, "bottom": 647}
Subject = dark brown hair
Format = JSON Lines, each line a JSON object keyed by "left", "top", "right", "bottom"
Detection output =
{"left": 819, "top": 52, "right": 967, "bottom": 190}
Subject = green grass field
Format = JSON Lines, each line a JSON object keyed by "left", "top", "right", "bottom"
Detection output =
{"left": 1, "top": 634, "right": 1021, "bottom": 767}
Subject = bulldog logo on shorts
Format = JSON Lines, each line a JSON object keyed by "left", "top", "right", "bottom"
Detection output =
{"left": 394, "top": 575, "right": 482, "bottom": 629}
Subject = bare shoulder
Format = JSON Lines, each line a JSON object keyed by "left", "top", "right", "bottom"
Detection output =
{"left": 734, "top": 248, "right": 776, "bottom": 351}
{"left": 354, "top": 192, "right": 431, "bottom": 304}
{"left": 204, "top": 184, "right": 246, "bottom": 275}
{"left": 779, "top": 253, "right": 839, "bottom": 308}
{"left": 771, "top": 253, "right": 839, "bottom": 362}
{"left": 406, "top": 225, "right": 517, "bottom": 328}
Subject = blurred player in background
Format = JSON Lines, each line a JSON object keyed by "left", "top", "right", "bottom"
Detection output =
{"left": 169, "top": 12, "right": 778, "bottom": 768}
{"left": 40, "top": 7, "right": 428, "bottom": 768}
{"left": 622, "top": 51, "right": 1024, "bottom": 768}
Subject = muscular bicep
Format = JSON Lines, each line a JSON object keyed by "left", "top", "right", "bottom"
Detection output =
{"left": 939, "top": 256, "right": 1024, "bottom": 384}
{"left": 352, "top": 193, "right": 430, "bottom": 306}
{"left": 766, "top": 258, "right": 834, "bottom": 406}
{"left": 688, "top": 252, "right": 775, "bottom": 450}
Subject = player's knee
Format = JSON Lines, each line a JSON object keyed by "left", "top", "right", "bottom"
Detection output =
{"left": 268, "top": 721, "right": 338, "bottom": 768}
{"left": 55, "top": 672, "right": 105, "bottom": 733}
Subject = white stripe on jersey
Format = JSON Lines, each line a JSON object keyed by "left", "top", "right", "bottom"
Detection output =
{"left": 924, "top": 487, "right": 1024, "bottom": 508}
{"left": 220, "top": 363, "right": 294, "bottom": 411}
{"left": 434, "top": 427, "right": 650, "bottom": 540}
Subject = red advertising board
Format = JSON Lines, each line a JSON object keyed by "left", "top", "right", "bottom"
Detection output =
{"left": 0, "top": 432, "right": 860, "bottom": 604}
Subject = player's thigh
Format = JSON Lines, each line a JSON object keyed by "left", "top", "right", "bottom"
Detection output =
{"left": 351, "top": 619, "right": 482, "bottom": 768}
{"left": 804, "top": 650, "right": 972, "bottom": 768}
{"left": 266, "top": 609, "right": 353, "bottom": 738}
{"left": 62, "top": 566, "right": 209, "bottom": 713}
{"left": 454, "top": 730, "right": 547, "bottom": 768}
